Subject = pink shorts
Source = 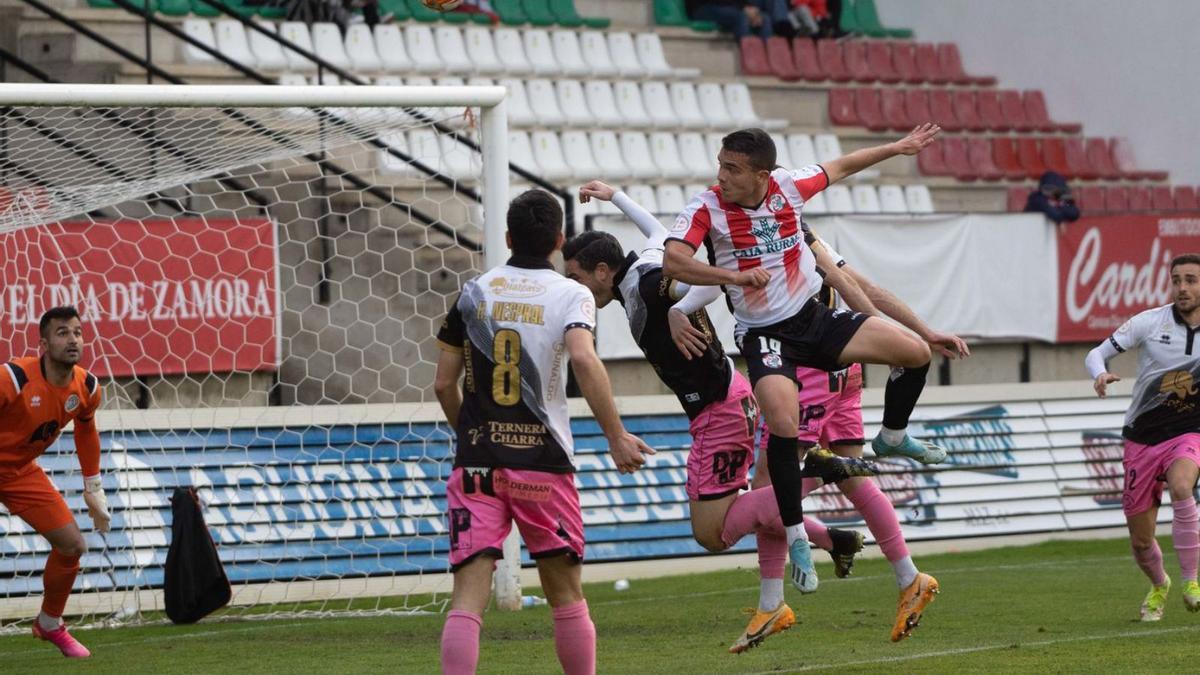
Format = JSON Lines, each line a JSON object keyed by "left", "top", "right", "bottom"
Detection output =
{"left": 687, "top": 370, "right": 758, "bottom": 501}
{"left": 446, "top": 467, "right": 585, "bottom": 571}
{"left": 757, "top": 364, "right": 865, "bottom": 450}
{"left": 1122, "top": 433, "right": 1200, "bottom": 516}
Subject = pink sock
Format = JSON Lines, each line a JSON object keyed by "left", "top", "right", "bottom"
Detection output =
{"left": 845, "top": 480, "right": 910, "bottom": 562}
{"left": 804, "top": 516, "right": 832, "bottom": 551}
{"left": 1174, "top": 499, "right": 1200, "bottom": 582}
{"left": 757, "top": 529, "right": 787, "bottom": 579}
{"left": 1133, "top": 541, "right": 1168, "bottom": 586}
{"left": 720, "top": 486, "right": 784, "bottom": 548}
{"left": 441, "top": 610, "right": 482, "bottom": 675}
{"left": 552, "top": 600, "right": 596, "bottom": 675}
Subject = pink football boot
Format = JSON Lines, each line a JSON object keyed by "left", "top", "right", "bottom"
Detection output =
{"left": 32, "top": 622, "right": 91, "bottom": 658}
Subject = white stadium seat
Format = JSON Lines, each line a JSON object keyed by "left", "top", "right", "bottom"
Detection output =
{"left": 551, "top": 30, "right": 590, "bottom": 77}
{"left": 814, "top": 133, "right": 843, "bottom": 163}
{"left": 404, "top": 25, "right": 442, "bottom": 73}
{"left": 555, "top": 80, "right": 593, "bottom": 128}
{"left": 522, "top": 29, "right": 561, "bottom": 76}
{"left": 494, "top": 28, "right": 533, "bottom": 74}
{"left": 607, "top": 32, "right": 646, "bottom": 78}
{"left": 579, "top": 31, "right": 617, "bottom": 77}
{"left": 878, "top": 184, "right": 908, "bottom": 213}
{"left": 619, "top": 132, "right": 658, "bottom": 179}
{"left": 725, "top": 83, "right": 785, "bottom": 129}
{"left": 248, "top": 21, "right": 288, "bottom": 71}
{"left": 508, "top": 131, "right": 538, "bottom": 179}
{"left": 279, "top": 22, "right": 316, "bottom": 71}
{"left": 669, "top": 83, "right": 708, "bottom": 130}
{"left": 497, "top": 78, "right": 537, "bottom": 127}
{"left": 464, "top": 26, "right": 503, "bottom": 74}
{"left": 584, "top": 81, "right": 623, "bottom": 128}
{"left": 905, "top": 184, "right": 935, "bottom": 213}
{"left": 804, "top": 191, "right": 829, "bottom": 214}
{"left": 373, "top": 25, "right": 412, "bottom": 72}
{"left": 613, "top": 81, "right": 652, "bottom": 128}
{"left": 214, "top": 20, "right": 256, "bottom": 69}
{"left": 771, "top": 133, "right": 794, "bottom": 169}
{"left": 378, "top": 131, "right": 414, "bottom": 176}
{"left": 439, "top": 133, "right": 481, "bottom": 180}
{"left": 407, "top": 127, "right": 440, "bottom": 166}
{"left": 677, "top": 132, "right": 713, "bottom": 180}
{"left": 625, "top": 184, "right": 660, "bottom": 214}
{"left": 704, "top": 133, "right": 724, "bottom": 163}
{"left": 525, "top": 79, "right": 565, "bottom": 127}
{"left": 695, "top": 83, "right": 734, "bottom": 129}
{"left": 824, "top": 185, "right": 855, "bottom": 213}
{"left": 634, "top": 32, "right": 674, "bottom": 78}
{"left": 685, "top": 183, "right": 711, "bottom": 200}
{"left": 649, "top": 132, "right": 690, "bottom": 180}
{"left": 434, "top": 27, "right": 474, "bottom": 75}
{"left": 530, "top": 131, "right": 572, "bottom": 181}
{"left": 182, "top": 19, "right": 217, "bottom": 65}
{"left": 851, "top": 184, "right": 881, "bottom": 213}
{"left": 561, "top": 131, "right": 601, "bottom": 180}
{"left": 787, "top": 134, "right": 818, "bottom": 167}
{"left": 656, "top": 184, "right": 687, "bottom": 214}
{"left": 641, "top": 82, "right": 678, "bottom": 128}
{"left": 311, "top": 22, "right": 350, "bottom": 70}
{"left": 591, "top": 131, "right": 630, "bottom": 180}
{"left": 344, "top": 24, "right": 381, "bottom": 72}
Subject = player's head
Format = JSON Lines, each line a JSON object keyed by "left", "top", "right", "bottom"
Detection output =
{"left": 39, "top": 306, "right": 83, "bottom": 367}
{"left": 718, "top": 128, "right": 776, "bottom": 205}
{"left": 1171, "top": 253, "right": 1200, "bottom": 313}
{"left": 507, "top": 189, "right": 565, "bottom": 259}
{"left": 562, "top": 230, "right": 625, "bottom": 308}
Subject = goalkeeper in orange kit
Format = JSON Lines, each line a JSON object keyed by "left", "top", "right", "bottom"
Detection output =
{"left": 0, "top": 306, "right": 109, "bottom": 658}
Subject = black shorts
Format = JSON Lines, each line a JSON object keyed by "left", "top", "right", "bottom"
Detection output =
{"left": 739, "top": 298, "right": 869, "bottom": 386}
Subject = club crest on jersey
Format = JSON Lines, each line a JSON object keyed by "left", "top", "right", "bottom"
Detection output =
{"left": 767, "top": 194, "right": 786, "bottom": 213}
{"left": 750, "top": 218, "right": 780, "bottom": 241}
{"left": 1160, "top": 371, "right": 1199, "bottom": 400}
{"left": 763, "top": 353, "right": 783, "bottom": 369}
{"left": 489, "top": 276, "right": 545, "bottom": 298}
{"left": 64, "top": 394, "right": 80, "bottom": 413}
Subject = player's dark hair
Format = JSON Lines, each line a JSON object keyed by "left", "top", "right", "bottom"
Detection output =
{"left": 562, "top": 230, "right": 625, "bottom": 272}
{"left": 507, "top": 189, "right": 563, "bottom": 258}
{"left": 721, "top": 128, "right": 777, "bottom": 171}
{"left": 1171, "top": 253, "right": 1200, "bottom": 271}
{"left": 39, "top": 306, "right": 80, "bottom": 338}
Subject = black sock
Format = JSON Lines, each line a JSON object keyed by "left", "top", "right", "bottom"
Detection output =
{"left": 766, "top": 434, "right": 804, "bottom": 527}
{"left": 882, "top": 361, "right": 931, "bottom": 430}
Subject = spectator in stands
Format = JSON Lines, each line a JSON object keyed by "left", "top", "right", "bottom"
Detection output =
{"left": 792, "top": 0, "right": 846, "bottom": 38}
{"left": 1025, "top": 171, "right": 1081, "bottom": 224}
{"left": 686, "top": 0, "right": 797, "bottom": 40}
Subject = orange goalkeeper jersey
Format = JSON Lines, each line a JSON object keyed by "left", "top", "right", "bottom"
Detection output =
{"left": 0, "top": 356, "right": 102, "bottom": 480}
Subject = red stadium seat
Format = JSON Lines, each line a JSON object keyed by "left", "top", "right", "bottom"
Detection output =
{"left": 843, "top": 40, "right": 875, "bottom": 82}
{"left": 991, "top": 137, "right": 1027, "bottom": 180}
{"left": 828, "top": 88, "right": 860, "bottom": 126}
{"left": 866, "top": 40, "right": 900, "bottom": 83}
{"left": 1041, "top": 138, "right": 1072, "bottom": 177}
{"left": 891, "top": 42, "right": 921, "bottom": 83}
{"left": 1079, "top": 186, "right": 1107, "bottom": 213}
{"left": 817, "top": 39, "right": 852, "bottom": 82}
{"left": 739, "top": 37, "right": 771, "bottom": 77}
{"left": 914, "top": 43, "right": 946, "bottom": 83}
{"left": 1151, "top": 186, "right": 1175, "bottom": 211}
{"left": 1174, "top": 186, "right": 1198, "bottom": 211}
{"left": 1065, "top": 138, "right": 1098, "bottom": 180}
{"left": 975, "top": 90, "right": 1008, "bottom": 131}
{"left": 1008, "top": 186, "right": 1029, "bottom": 212}
{"left": 880, "top": 88, "right": 910, "bottom": 131}
{"left": 1128, "top": 186, "right": 1152, "bottom": 211}
{"left": 916, "top": 139, "right": 949, "bottom": 176}
{"left": 792, "top": 38, "right": 826, "bottom": 81}
{"left": 1023, "top": 90, "right": 1081, "bottom": 133}
{"left": 936, "top": 43, "right": 996, "bottom": 85}
{"left": 1086, "top": 138, "right": 1122, "bottom": 180}
{"left": 904, "top": 89, "right": 933, "bottom": 125}
{"left": 942, "top": 136, "right": 976, "bottom": 180}
{"left": 854, "top": 88, "right": 888, "bottom": 131}
{"left": 967, "top": 137, "right": 1004, "bottom": 181}
{"left": 952, "top": 90, "right": 986, "bottom": 132}
{"left": 928, "top": 89, "right": 960, "bottom": 131}
{"left": 1105, "top": 186, "right": 1130, "bottom": 212}
{"left": 999, "top": 90, "right": 1034, "bottom": 132}
{"left": 765, "top": 36, "right": 800, "bottom": 80}
{"left": 1016, "top": 137, "right": 1047, "bottom": 180}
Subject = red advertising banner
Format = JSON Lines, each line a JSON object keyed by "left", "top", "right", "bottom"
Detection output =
{"left": 0, "top": 218, "right": 278, "bottom": 377}
{"left": 1057, "top": 214, "right": 1200, "bottom": 342}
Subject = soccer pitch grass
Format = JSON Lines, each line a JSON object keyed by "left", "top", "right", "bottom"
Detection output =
{"left": 1, "top": 537, "right": 1197, "bottom": 673}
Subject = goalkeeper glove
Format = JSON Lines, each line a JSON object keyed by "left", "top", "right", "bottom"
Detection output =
{"left": 83, "top": 475, "right": 111, "bottom": 534}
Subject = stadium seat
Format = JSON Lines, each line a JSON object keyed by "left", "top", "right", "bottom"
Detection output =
{"left": 991, "top": 137, "right": 1025, "bottom": 180}
{"left": 816, "top": 39, "right": 851, "bottom": 82}
{"left": 1111, "top": 137, "right": 1168, "bottom": 181}
{"left": 1041, "top": 138, "right": 1072, "bottom": 177}
{"left": 998, "top": 90, "right": 1034, "bottom": 132}
{"left": 916, "top": 139, "right": 948, "bottom": 176}
{"left": 904, "top": 184, "right": 935, "bottom": 213}
{"left": 508, "top": 130, "right": 539, "bottom": 176}
{"left": 1106, "top": 186, "right": 1130, "bottom": 212}
{"left": 843, "top": 40, "right": 875, "bottom": 82}
{"left": 343, "top": 25, "right": 381, "bottom": 72}
{"left": 1174, "top": 186, "right": 1198, "bottom": 211}
{"left": 620, "top": 132, "right": 659, "bottom": 179}
{"left": 914, "top": 43, "right": 946, "bottom": 84}
{"left": 765, "top": 37, "right": 800, "bottom": 81}
{"left": 740, "top": 38, "right": 771, "bottom": 76}
{"left": 494, "top": 28, "right": 533, "bottom": 74}
{"left": 952, "top": 91, "right": 986, "bottom": 132}
{"left": 678, "top": 132, "right": 712, "bottom": 179}
{"left": 214, "top": 20, "right": 257, "bottom": 69}
{"left": 613, "top": 81, "right": 652, "bottom": 128}
{"left": 927, "top": 90, "right": 961, "bottom": 131}
{"left": 560, "top": 130, "right": 600, "bottom": 179}
{"left": 669, "top": 83, "right": 709, "bottom": 129}
{"left": 880, "top": 88, "right": 910, "bottom": 131}
{"left": 435, "top": 27, "right": 475, "bottom": 75}
{"left": 828, "top": 88, "right": 859, "bottom": 127}
{"left": 813, "top": 133, "right": 843, "bottom": 163}
{"left": 891, "top": 42, "right": 921, "bottom": 83}
{"left": 1085, "top": 138, "right": 1122, "bottom": 180}
{"left": 825, "top": 185, "right": 855, "bottom": 212}
{"left": 523, "top": 30, "right": 562, "bottom": 76}
{"left": 439, "top": 133, "right": 481, "bottom": 181}
{"left": 975, "top": 90, "right": 1008, "bottom": 131}
{"left": 406, "top": 127, "right": 441, "bottom": 175}
{"left": 788, "top": 134, "right": 818, "bottom": 167}
{"left": 1007, "top": 186, "right": 1028, "bottom": 212}
{"left": 556, "top": 80, "right": 594, "bottom": 127}
{"left": 248, "top": 21, "right": 288, "bottom": 71}
{"left": 579, "top": 31, "right": 618, "bottom": 77}
{"left": 854, "top": 88, "right": 888, "bottom": 132}
{"left": 378, "top": 130, "right": 415, "bottom": 175}
{"left": 181, "top": 19, "right": 218, "bottom": 65}
{"left": 404, "top": 25, "right": 441, "bottom": 73}
{"left": 374, "top": 25, "right": 413, "bottom": 72}
{"left": 1023, "top": 90, "right": 1081, "bottom": 133}
{"left": 1016, "top": 137, "right": 1048, "bottom": 180}
{"left": 311, "top": 23, "right": 351, "bottom": 70}
{"left": 635, "top": 33, "right": 678, "bottom": 79}
{"left": 625, "top": 184, "right": 660, "bottom": 213}
{"left": 967, "top": 137, "right": 1004, "bottom": 181}
{"left": 1064, "top": 138, "right": 1098, "bottom": 180}
{"left": 851, "top": 185, "right": 881, "bottom": 213}
{"left": 903, "top": 89, "right": 933, "bottom": 128}
{"left": 497, "top": 78, "right": 537, "bottom": 126}
{"left": 866, "top": 41, "right": 900, "bottom": 83}
{"left": 791, "top": 37, "right": 825, "bottom": 81}
{"left": 656, "top": 184, "right": 687, "bottom": 214}
{"left": 942, "top": 136, "right": 976, "bottom": 180}
{"left": 704, "top": 132, "right": 723, "bottom": 164}
{"left": 878, "top": 184, "right": 907, "bottom": 213}
{"left": 937, "top": 43, "right": 996, "bottom": 85}
{"left": 522, "top": 0, "right": 559, "bottom": 27}
{"left": 1151, "top": 186, "right": 1175, "bottom": 211}
{"left": 551, "top": 0, "right": 610, "bottom": 29}
{"left": 649, "top": 132, "right": 690, "bottom": 180}
{"left": 552, "top": 30, "right": 590, "bottom": 77}
{"left": 492, "top": 0, "right": 529, "bottom": 25}
{"left": 583, "top": 81, "right": 623, "bottom": 127}
{"left": 526, "top": 79, "right": 565, "bottom": 126}
{"left": 770, "top": 132, "right": 794, "bottom": 168}
{"left": 804, "top": 191, "right": 829, "bottom": 214}
{"left": 1128, "top": 186, "right": 1152, "bottom": 211}
{"left": 654, "top": 0, "right": 712, "bottom": 30}
{"left": 279, "top": 22, "right": 321, "bottom": 71}
{"left": 530, "top": 131, "right": 572, "bottom": 180}
{"left": 725, "top": 83, "right": 784, "bottom": 129}
{"left": 462, "top": 26, "right": 503, "bottom": 74}
{"left": 1078, "top": 185, "right": 1106, "bottom": 213}
{"left": 696, "top": 83, "right": 729, "bottom": 127}
{"left": 642, "top": 82, "right": 679, "bottom": 128}
{"left": 854, "top": 0, "right": 913, "bottom": 38}
{"left": 608, "top": 32, "right": 648, "bottom": 78}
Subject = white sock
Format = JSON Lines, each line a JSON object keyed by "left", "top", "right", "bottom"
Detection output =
{"left": 880, "top": 426, "right": 906, "bottom": 446}
{"left": 892, "top": 556, "right": 919, "bottom": 589}
{"left": 759, "top": 578, "right": 785, "bottom": 612}
{"left": 785, "top": 523, "right": 807, "bottom": 547}
{"left": 37, "top": 611, "right": 62, "bottom": 632}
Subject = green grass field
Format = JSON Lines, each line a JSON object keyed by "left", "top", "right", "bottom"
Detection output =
{"left": 1, "top": 537, "right": 1197, "bottom": 673}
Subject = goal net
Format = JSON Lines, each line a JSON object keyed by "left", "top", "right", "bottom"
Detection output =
{"left": 0, "top": 83, "right": 515, "bottom": 629}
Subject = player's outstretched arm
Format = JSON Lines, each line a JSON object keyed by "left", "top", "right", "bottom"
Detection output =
{"left": 1085, "top": 340, "right": 1121, "bottom": 398}
{"left": 841, "top": 263, "right": 970, "bottom": 359}
{"left": 822, "top": 123, "right": 940, "bottom": 185}
{"left": 74, "top": 416, "right": 110, "bottom": 533}
{"left": 579, "top": 181, "right": 669, "bottom": 246}
{"left": 565, "top": 328, "right": 655, "bottom": 473}
{"left": 663, "top": 240, "right": 769, "bottom": 288}
{"left": 810, "top": 242, "right": 881, "bottom": 317}
{"left": 434, "top": 348, "right": 465, "bottom": 428}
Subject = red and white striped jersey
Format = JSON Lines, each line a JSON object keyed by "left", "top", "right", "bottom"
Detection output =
{"left": 667, "top": 165, "right": 830, "bottom": 328}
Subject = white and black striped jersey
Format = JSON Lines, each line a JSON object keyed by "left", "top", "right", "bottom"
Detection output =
{"left": 437, "top": 256, "right": 596, "bottom": 472}
{"left": 1107, "top": 304, "right": 1200, "bottom": 445}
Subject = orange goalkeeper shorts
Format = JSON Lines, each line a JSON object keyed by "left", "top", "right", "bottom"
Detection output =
{"left": 0, "top": 462, "right": 74, "bottom": 534}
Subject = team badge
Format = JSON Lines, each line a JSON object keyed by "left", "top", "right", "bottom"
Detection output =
{"left": 768, "top": 194, "right": 786, "bottom": 212}
{"left": 64, "top": 394, "right": 80, "bottom": 413}
{"left": 763, "top": 353, "right": 783, "bottom": 369}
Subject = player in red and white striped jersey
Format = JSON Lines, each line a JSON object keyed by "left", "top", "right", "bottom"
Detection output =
{"left": 663, "top": 125, "right": 959, "bottom": 595}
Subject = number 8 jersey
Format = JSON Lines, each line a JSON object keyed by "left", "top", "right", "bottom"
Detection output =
{"left": 436, "top": 257, "right": 597, "bottom": 473}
